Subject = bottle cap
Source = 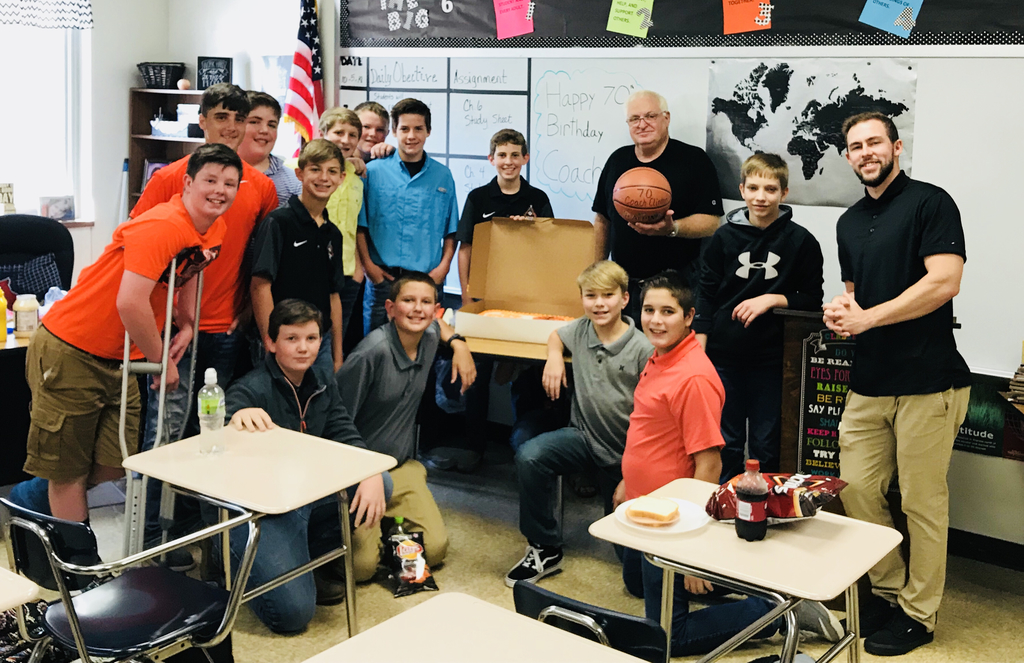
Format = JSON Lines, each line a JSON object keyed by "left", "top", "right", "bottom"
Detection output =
{"left": 204, "top": 367, "right": 218, "bottom": 385}
{"left": 745, "top": 459, "right": 760, "bottom": 472}
{"left": 394, "top": 517, "right": 404, "bottom": 524}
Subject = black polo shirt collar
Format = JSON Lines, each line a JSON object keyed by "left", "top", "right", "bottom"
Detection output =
{"left": 485, "top": 176, "right": 535, "bottom": 205}
{"left": 862, "top": 171, "right": 910, "bottom": 208}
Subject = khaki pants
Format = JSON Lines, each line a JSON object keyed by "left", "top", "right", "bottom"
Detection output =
{"left": 838, "top": 386, "right": 970, "bottom": 630}
{"left": 351, "top": 459, "right": 449, "bottom": 581}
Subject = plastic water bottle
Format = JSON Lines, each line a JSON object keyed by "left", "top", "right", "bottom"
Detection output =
{"left": 735, "top": 459, "right": 769, "bottom": 541}
{"left": 197, "top": 368, "right": 225, "bottom": 455}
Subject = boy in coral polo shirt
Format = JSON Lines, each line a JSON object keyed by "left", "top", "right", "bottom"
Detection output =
{"left": 617, "top": 270, "right": 841, "bottom": 657}
{"left": 21, "top": 144, "right": 239, "bottom": 522}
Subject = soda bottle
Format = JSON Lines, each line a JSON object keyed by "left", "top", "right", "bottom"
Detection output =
{"left": 735, "top": 459, "right": 769, "bottom": 541}
{"left": 197, "top": 368, "right": 225, "bottom": 455}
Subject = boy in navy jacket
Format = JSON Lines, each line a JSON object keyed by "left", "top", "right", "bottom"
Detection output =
{"left": 693, "top": 153, "right": 824, "bottom": 482}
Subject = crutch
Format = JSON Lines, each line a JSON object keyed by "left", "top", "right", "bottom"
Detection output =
{"left": 117, "top": 261, "right": 203, "bottom": 556}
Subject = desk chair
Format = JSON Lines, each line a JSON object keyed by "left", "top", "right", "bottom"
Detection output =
{"left": 1, "top": 495, "right": 260, "bottom": 663}
{"left": 513, "top": 580, "right": 668, "bottom": 663}
{"left": 0, "top": 214, "right": 74, "bottom": 291}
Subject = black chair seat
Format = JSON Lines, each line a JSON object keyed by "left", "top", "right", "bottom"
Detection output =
{"left": 44, "top": 566, "right": 229, "bottom": 657}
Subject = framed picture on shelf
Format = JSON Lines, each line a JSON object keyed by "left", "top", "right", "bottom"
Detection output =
{"left": 143, "top": 160, "right": 169, "bottom": 191}
{"left": 197, "top": 57, "right": 233, "bottom": 89}
{"left": 39, "top": 196, "right": 75, "bottom": 221}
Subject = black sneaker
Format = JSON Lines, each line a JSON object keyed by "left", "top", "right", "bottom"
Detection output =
{"left": 864, "top": 608, "right": 933, "bottom": 656}
{"left": 313, "top": 565, "right": 347, "bottom": 606}
{"left": 854, "top": 593, "right": 899, "bottom": 637}
{"left": 504, "top": 543, "right": 563, "bottom": 588}
{"left": 145, "top": 540, "right": 196, "bottom": 573}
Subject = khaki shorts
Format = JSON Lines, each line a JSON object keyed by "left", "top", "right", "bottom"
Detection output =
{"left": 23, "top": 326, "right": 140, "bottom": 482}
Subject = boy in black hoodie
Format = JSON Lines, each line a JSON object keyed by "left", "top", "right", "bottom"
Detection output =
{"left": 693, "top": 153, "right": 824, "bottom": 482}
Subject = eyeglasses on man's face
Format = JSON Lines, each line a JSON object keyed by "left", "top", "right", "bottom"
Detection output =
{"left": 626, "top": 111, "right": 665, "bottom": 126}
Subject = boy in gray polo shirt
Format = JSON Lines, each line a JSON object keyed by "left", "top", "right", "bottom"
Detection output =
{"left": 336, "top": 271, "right": 476, "bottom": 580}
{"left": 506, "top": 260, "right": 652, "bottom": 587}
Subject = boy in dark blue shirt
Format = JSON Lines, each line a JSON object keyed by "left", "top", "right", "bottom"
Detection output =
{"left": 693, "top": 153, "right": 824, "bottom": 482}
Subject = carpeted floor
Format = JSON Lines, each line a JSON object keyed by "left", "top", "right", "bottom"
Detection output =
{"left": 3, "top": 442, "right": 1023, "bottom": 662}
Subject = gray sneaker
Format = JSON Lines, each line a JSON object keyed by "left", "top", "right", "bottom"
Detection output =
{"left": 794, "top": 600, "right": 843, "bottom": 642}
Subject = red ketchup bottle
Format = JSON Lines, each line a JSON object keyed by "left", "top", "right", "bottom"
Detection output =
{"left": 735, "top": 459, "right": 769, "bottom": 541}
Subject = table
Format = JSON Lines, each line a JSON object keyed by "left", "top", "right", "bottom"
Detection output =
{"left": 0, "top": 567, "right": 39, "bottom": 611}
{"left": 122, "top": 426, "right": 397, "bottom": 635}
{"left": 302, "top": 592, "right": 645, "bottom": 662}
{"left": 589, "top": 479, "right": 903, "bottom": 663}
{"left": 465, "top": 336, "right": 550, "bottom": 361}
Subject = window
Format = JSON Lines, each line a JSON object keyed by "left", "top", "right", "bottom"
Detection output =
{"left": 0, "top": 24, "right": 84, "bottom": 218}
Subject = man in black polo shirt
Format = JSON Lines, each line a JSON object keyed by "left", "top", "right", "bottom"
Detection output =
{"left": 457, "top": 128, "right": 553, "bottom": 305}
{"left": 251, "top": 139, "right": 347, "bottom": 373}
{"left": 593, "top": 89, "right": 723, "bottom": 321}
{"left": 823, "top": 112, "right": 971, "bottom": 657}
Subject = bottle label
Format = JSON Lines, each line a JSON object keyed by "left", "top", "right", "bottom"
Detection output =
{"left": 14, "top": 310, "right": 38, "bottom": 333}
{"left": 198, "top": 396, "right": 223, "bottom": 415}
{"left": 737, "top": 498, "right": 767, "bottom": 522}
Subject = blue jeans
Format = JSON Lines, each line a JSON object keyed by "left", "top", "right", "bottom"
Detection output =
{"left": 7, "top": 476, "right": 51, "bottom": 515}
{"left": 515, "top": 426, "right": 621, "bottom": 547}
{"left": 716, "top": 364, "right": 783, "bottom": 483}
{"left": 142, "top": 330, "right": 244, "bottom": 543}
{"left": 222, "top": 473, "right": 393, "bottom": 634}
{"left": 362, "top": 279, "right": 391, "bottom": 335}
{"left": 621, "top": 547, "right": 780, "bottom": 657}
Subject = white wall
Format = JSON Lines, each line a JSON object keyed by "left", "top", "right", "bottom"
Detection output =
{"left": 86, "top": 0, "right": 171, "bottom": 249}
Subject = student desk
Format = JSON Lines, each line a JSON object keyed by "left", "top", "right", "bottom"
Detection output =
{"left": 1, "top": 334, "right": 31, "bottom": 486}
{"left": 122, "top": 426, "right": 396, "bottom": 635}
{"left": 588, "top": 479, "right": 903, "bottom": 663}
{"left": 301, "top": 592, "right": 646, "bottom": 662}
{"left": 0, "top": 567, "right": 39, "bottom": 611}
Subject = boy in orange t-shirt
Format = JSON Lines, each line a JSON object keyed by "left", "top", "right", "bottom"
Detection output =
{"left": 131, "top": 83, "right": 277, "bottom": 446}
{"left": 617, "top": 270, "right": 841, "bottom": 656}
{"left": 20, "top": 144, "right": 240, "bottom": 522}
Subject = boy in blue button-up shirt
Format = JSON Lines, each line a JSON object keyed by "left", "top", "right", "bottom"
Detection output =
{"left": 356, "top": 98, "right": 459, "bottom": 333}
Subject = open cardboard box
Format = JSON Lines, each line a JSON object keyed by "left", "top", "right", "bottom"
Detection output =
{"left": 456, "top": 217, "right": 595, "bottom": 345}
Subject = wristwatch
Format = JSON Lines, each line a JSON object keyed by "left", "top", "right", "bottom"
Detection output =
{"left": 667, "top": 221, "right": 679, "bottom": 238}
{"left": 447, "top": 333, "right": 467, "bottom": 349}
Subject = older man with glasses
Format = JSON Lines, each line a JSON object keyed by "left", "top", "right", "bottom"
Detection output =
{"left": 592, "top": 90, "right": 724, "bottom": 322}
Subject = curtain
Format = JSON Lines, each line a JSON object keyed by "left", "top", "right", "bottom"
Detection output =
{"left": 0, "top": 0, "right": 92, "bottom": 29}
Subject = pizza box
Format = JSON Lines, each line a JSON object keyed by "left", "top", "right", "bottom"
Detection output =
{"left": 455, "top": 216, "right": 594, "bottom": 345}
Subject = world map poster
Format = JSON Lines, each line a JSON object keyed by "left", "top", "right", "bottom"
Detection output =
{"left": 706, "top": 58, "right": 917, "bottom": 208}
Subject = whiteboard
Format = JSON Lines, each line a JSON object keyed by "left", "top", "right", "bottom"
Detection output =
{"left": 448, "top": 93, "right": 528, "bottom": 156}
{"left": 450, "top": 57, "right": 529, "bottom": 91}
{"left": 337, "top": 50, "right": 1024, "bottom": 378}
{"left": 368, "top": 90, "right": 448, "bottom": 156}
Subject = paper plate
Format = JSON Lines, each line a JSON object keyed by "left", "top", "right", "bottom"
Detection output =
{"left": 615, "top": 498, "right": 710, "bottom": 535}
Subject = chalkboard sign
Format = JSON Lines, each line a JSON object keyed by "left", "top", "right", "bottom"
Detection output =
{"left": 798, "top": 330, "right": 856, "bottom": 476}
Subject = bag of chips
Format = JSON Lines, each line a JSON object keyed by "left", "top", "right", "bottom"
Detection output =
{"left": 706, "top": 473, "right": 847, "bottom": 524}
{"left": 383, "top": 518, "right": 438, "bottom": 598}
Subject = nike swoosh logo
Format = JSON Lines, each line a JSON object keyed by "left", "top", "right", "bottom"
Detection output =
{"left": 293, "top": 240, "right": 308, "bottom": 247}
{"left": 482, "top": 212, "right": 496, "bottom": 218}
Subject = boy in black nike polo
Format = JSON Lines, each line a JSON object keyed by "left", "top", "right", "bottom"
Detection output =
{"left": 252, "top": 139, "right": 347, "bottom": 373}
{"left": 456, "top": 129, "right": 553, "bottom": 306}
{"left": 693, "top": 153, "right": 824, "bottom": 482}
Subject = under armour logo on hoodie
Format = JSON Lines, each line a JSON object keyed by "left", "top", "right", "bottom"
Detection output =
{"left": 736, "top": 251, "right": 781, "bottom": 279}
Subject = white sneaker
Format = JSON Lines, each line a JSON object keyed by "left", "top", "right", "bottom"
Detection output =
{"left": 794, "top": 600, "right": 843, "bottom": 642}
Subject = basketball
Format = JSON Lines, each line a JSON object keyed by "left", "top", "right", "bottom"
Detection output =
{"left": 612, "top": 167, "right": 672, "bottom": 225}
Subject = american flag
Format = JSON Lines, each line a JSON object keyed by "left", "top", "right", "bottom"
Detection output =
{"left": 282, "top": 0, "right": 325, "bottom": 143}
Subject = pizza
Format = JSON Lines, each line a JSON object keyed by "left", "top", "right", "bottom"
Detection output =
{"left": 478, "top": 309, "right": 574, "bottom": 322}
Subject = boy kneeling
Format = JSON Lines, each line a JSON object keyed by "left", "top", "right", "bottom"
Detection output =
{"left": 337, "top": 271, "right": 476, "bottom": 579}
{"left": 619, "top": 272, "right": 841, "bottom": 656}
{"left": 227, "top": 299, "right": 391, "bottom": 635}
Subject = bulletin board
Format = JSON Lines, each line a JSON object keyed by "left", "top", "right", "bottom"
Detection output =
{"left": 342, "top": 0, "right": 1024, "bottom": 47}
